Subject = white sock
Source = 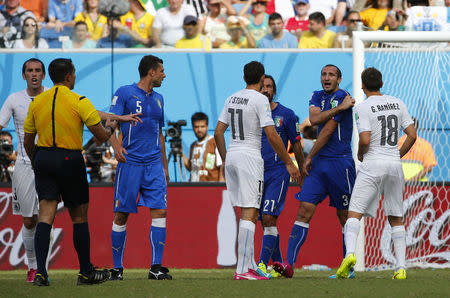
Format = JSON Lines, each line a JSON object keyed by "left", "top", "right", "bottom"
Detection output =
{"left": 344, "top": 218, "right": 360, "bottom": 257}
{"left": 391, "top": 225, "right": 406, "bottom": 270}
{"left": 236, "top": 220, "right": 255, "bottom": 274}
{"left": 22, "top": 225, "right": 36, "bottom": 270}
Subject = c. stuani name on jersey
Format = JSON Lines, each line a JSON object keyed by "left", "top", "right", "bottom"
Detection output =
{"left": 230, "top": 96, "right": 249, "bottom": 105}
{"left": 370, "top": 103, "right": 400, "bottom": 113}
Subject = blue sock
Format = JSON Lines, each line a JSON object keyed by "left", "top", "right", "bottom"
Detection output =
{"left": 271, "top": 235, "right": 283, "bottom": 263}
{"left": 259, "top": 234, "right": 277, "bottom": 266}
{"left": 150, "top": 226, "right": 166, "bottom": 265}
{"left": 111, "top": 229, "right": 126, "bottom": 269}
{"left": 286, "top": 222, "right": 309, "bottom": 266}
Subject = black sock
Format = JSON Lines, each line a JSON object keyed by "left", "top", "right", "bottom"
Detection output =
{"left": 34, "top": 222, "right": 52, "bottom": 278}
{"left": 73, "top": 222, "right": 91, "bottom": 275}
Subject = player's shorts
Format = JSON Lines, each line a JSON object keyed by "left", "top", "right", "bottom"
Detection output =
{"left": 349, "top": 160, "right": 404, "bottom": 218}
{"left": 33, "top": 147, "right": 89, "bottom": 207}
{"left": 260, "top": 167, "right": 290, "bottom": 217}
{"left": 113, "top": 159, "right": 167, "bottom": 213}
{"left": 225, "top": 150, "right": 263, "bottom": 209}
{"left": 296, "top": 156, "right": 355, "bottom": 210}
{"left": 11, "top": 161, "right": 38, "bottom": 217}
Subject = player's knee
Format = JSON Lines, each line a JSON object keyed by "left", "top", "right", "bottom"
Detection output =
{"left": 22, "top": 217, "right": 37, "bottom": 229}
{"left": 114, "top": 212, "right": 129, "bottom": 225}
{"left": 261, "top": 214, "right": 277, "bottom": 227}
{"left": 297, "top": 203, "right": 315, "bottom": 222}
{"left": 151, "top": 209, "right": 167, "bottom": 218}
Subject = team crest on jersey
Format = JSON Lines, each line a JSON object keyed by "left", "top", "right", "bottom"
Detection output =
{"left": 266, "top": 104, "right": 270, "bottom": 111}
{"left": 296, "top": 122, "right": 301, "bottom": 133}
{"left": 274, "top": 116, "right": 283, "bottom": 127}
{"left": 355, "top": 113, "right": 359, "bottom": 121}
{"left": 331, "top": 99, "right": 338, "bottom": 109}
{"left": 112, "top": 96, "right": 118, "bottom": 106}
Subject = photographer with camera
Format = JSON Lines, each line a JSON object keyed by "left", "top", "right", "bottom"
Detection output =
{"left": 182, "top": 112, "right": 224, "bottom": 182}
{"left": 0, "top": 131, "right": 16, "bottom": 182}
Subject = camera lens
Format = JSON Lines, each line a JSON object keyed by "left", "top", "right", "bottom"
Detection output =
{"left": 167, "top": 127, "right": 179, "bottom": 138}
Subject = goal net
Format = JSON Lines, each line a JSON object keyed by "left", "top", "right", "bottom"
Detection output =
{"left": 352, "top": 31, "right": 450, "bottom": 271}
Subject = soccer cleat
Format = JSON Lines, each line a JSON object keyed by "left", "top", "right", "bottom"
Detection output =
{"left": 148, "top": 264, "right": 172, "bottom": 280}
{"left": 329, "top": 268, "right": 356, "bottom": 279}
{"left": 336, "top": 254, "right": 357, "bottom": 279}
{"left": 109, "top": 268, "right": 123, "bottom": 281}
{"left": 27, "top": 268, "right": 37, "bottom": 283}
{"left": 234, "top": 270, "right": 269, "bottom": 280}
{"left": 255, "top": 262, "right": 272, "bottom": 279}
{"left": 392, "top": 268, "right": 407, "bottom": 280}
{"left": 77, "top": 268, "right": 110, "bottom": 285}
{"left": 272, "top": 262, "right": 294, "bottom": 278}
{"left": 33, "top": 273, "right": 49, "bottom": 286}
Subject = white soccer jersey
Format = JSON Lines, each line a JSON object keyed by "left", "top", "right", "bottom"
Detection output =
{"left": 218, "top": 89, "right": 274, "bottom": 153}
{"left": 0, "top": 88, "right": 49, "bottom": 163}
{"left": 355, "top": 94, "right": 413, "bottom": 161}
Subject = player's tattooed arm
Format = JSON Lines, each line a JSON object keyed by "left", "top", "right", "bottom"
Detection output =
{"left": 309, "top": 95, "right": 355, "bottom": 125}
{"left": 357, "top": 131, "right": 371, "bottom": 162}
{"left": 160, "top": 128, "right": 170, "bottom": 184}
{"left": 303, "top": 119, "right": 337, "bottom": 174}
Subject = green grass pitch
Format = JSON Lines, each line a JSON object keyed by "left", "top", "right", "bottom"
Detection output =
{"left": 1, "top": 268, "right": 449, "bottom": 297}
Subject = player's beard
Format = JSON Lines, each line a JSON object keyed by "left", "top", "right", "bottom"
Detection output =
{"left": 263, "top": 92, "right": 273, "bottom": 102}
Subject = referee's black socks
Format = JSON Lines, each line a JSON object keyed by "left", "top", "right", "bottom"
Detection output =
{"left": 73, "top": 222, "right": 91, "bottom": 275}
{"left": 35, "top": 222, "right": 52, "bottom": 278}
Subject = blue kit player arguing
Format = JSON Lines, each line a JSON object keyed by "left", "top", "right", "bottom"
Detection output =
{"left": 108, "top": 55, "right": 171, "bottom": 280}
{"left": 255, "top": 75, "right": 306, "bottom": 278}
{"left": 273, "top": 65, "right": 356, "bottom": 278}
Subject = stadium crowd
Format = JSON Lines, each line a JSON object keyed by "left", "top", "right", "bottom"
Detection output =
{"left": 0, "top": 0, "right": 448, "bottom": 49}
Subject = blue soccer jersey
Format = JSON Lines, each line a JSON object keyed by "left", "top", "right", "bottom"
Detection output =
{"left": 110, "top": 83, "right": 165, "bottom": 164}
{"left": 261, "top": 103, "right": 299, "bottom": 169}
{"left": 309, "top": 89, "right": 353, "bottom": 158}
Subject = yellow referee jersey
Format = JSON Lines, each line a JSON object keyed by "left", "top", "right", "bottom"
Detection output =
{"left": 24, "top": 85, "right": 101, "bottom": 150}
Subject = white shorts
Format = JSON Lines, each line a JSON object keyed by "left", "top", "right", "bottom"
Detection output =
{"left": 225, "top": 150, "right": 263, "bottom": 209}
{"left": 349, "top": 160, "right": 404, "bottom": 218}
{"left": 11, "top": 162, "right": 38, "bottom": 217}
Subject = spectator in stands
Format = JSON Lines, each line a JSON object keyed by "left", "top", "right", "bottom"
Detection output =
{"left": 152, "top": 0, "right": 197, "bottom": 48}
{"left": 382, "top": 9, "right": 405, "bottom": 30}
{"left": 308, "top": 0, "right": 338, "bottom": 25}
{"left": 405, "top": 0, "right": 446, "bottom": 31}
{"left": 219, "top": 15, "right": 256, "bottom": 48}
{"left": 13, "top": 16, "right": 48, "bottom": 48}
{"left": 298, "top": 12, "right": 335, "bottom": 48}
{"left": 284, "top": 0, "right": 310, "bottom": 39}
{"left": 259, "top": 12, "right": 297, "bottom": 48}
{"left": 21, "top": 0, "right": 47, "bottom": 23}
{"left": 47, "top": 0, "right": 83, "bottom": 33}
{"left": 0, "top": 0, "right": 36, "bottom": 48}
{"left": 200, "top": 0, "right": 236, "bottom": 48}
{"left": 74, "top": 0, "right": 107, "bottom": 41}
{"left": 333, "top": 10, "right": 361, "bottom": 48}
{"left": 96, "top": 20, "right": 135, "bottom": 48}
{"left": 185, "top": 0, "right": 208, "bottom": 17}
{"left": 63, "top": 21, "right": 96, "bottom": 49}
{"left": 175, "top": 15, "right": 211, "bottom": 49}
{"left": 238, "top": 0, "right": 270, "bottom": 47}
{"left": 398, "top": 117, "right": 437, "bottom": 182}
{"left": 118, "top": 0, "right": 154, "bottom": 47}
{"left": 360, "top": 0, "right": 394, "bottom": 30}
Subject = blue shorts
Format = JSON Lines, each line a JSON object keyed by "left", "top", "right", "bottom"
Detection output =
{"left": 113, "top": 160, "right": 167, "bottom": 213}
{"left": 260, "top": 167, "right": 290, "bottom": 217}
{"left": 296, "top": 156, "right": 355, "bottom": 210}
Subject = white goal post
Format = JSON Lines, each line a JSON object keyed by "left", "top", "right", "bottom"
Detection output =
{"left": 352, "top": 31, "right": 450, "bottom": 271}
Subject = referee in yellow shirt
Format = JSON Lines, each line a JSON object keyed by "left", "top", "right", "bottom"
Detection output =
{"left": 24, "top": 58, "right": 116, "bottom": 286}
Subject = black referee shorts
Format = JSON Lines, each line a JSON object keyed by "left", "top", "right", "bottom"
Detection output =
{"left": 33, "top": 147, "right": 89, "bottom": 207}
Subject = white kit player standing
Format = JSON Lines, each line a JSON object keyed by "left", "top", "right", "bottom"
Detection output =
{"left": 0, "top": 58, "right": 51, "bottom": 283}
{"left": 214, "top": 61, "right": 300, "bottom": 280}
{"left": 336, "top": 67, "right": 417, "bottom": 280}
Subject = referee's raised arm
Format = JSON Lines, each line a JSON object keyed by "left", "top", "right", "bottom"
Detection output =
{"left": 22, "top": 58, "right": 114, "bottom": 286}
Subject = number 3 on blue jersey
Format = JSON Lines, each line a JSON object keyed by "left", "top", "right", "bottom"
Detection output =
{"left": 136, "top": 101, "right": 142, "bottom": 113}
